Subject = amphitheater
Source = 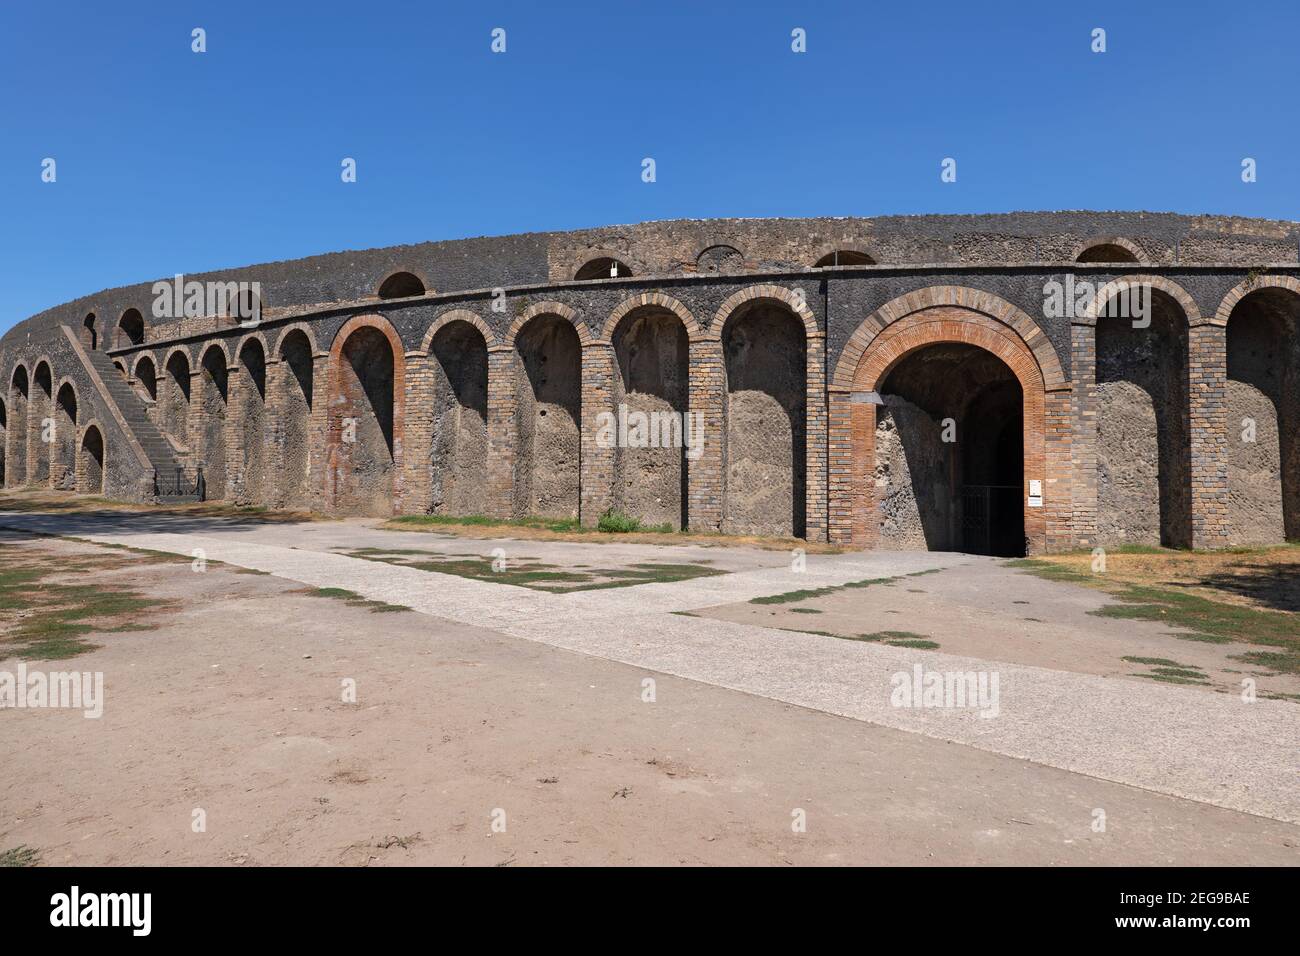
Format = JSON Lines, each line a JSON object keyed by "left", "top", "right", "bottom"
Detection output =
{"left": 1, "top": 211, "right": 1296, "bottom": 556}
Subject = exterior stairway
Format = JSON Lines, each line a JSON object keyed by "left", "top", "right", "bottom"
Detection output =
{"left": 76, "top": 339, "right": 200, "bottom": 501}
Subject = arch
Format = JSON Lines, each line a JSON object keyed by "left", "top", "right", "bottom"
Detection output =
{"left": 575, "top": 256, "right": 633, "bottom": 280}
{"left": 1072, "top": 236, "right": 1146, "bottom": 264}
{"left": 504, "top": 301, "right": 591, "bottom": 349}
{"left": 428, "top": 318, "right": 489, "bottom": 515}
{"left": 608, "top": 301, "right": 691, "bottom": 528}
{"left": 512, "top": 311, "right": 582, "bottom": 519}
{"left": 234, "top": 331, "right": 271, "bottom": 368}
{"left": 833, "top": 286, "right": 1067, "bottom": 391}
{"left": 844, "top": 309, "right": 1051, "bottom": 554}
{"left": 812, "top": 244, "right": 878, "bottom": 268}
{"left": 117, "top": 308, "right": 145, "bottom": 347}
{"left": 6, "top": 364, "right": 27, "bottom": 488}
{"left": 275, "top": 328, "right": 314, "bottom": 509}
{"left": 161, "top": 349, "right": 192, "bottom": 445}
{"left": 198, "top": 344, "right": 229, "bottom": 499}
{"left": 82, "top": 312, "right": 98, "bottom": 350}
{"left": 1093, "top": 285, "right": 1193, "bottom": 548}
{"left": 708, "top": 284, "right": 819, "bottom": 342}
{"left": 1082, "top": 275, "right": 1202, "bottom": 327}
{"left": 1215, "top": 274, "right": 1300, "bottom": 326}
{"left": 31, "top": 360, "right": 53, "bottom": 484}
{"left": 77, "top": 423, "right": 105, "bottom": 494}
{"left": 376, "top": 269, "right": 429, "bottom": 300}
{"left": 600, "top": 293, "right": 702, "bottom": 344}
{"left": 131, "top": 354, "right": 158, "bottom": 402}
{"left": 0, "top": 395, "right": 6, "bottom": 485}
{"left": 695, "top": 244, "right": 746, "bottom": 274}
{"left": 274, "top": 321, "right": 322, "bottom": 358}
{"left": 53, "top": 380, "right": 78, "bottom": 490}
{"left": 326, "top": 315, "right": 405, "bottom": 515}
{"left": 235, "top": 337, "right": 268, "bottom": 504}
{"left": 1221, "top": 283, "right": 1300, "bottom": 543}
{"left": 420, "top": 309, "right": 500, "bottom": 353}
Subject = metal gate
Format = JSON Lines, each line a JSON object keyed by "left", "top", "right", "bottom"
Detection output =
{"left": 960, "top": 484, "right": 1021, "bottom": 556}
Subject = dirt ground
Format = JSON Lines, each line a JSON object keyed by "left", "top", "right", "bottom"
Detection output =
{"left": 2, "top": 533, "right": 1297, "bottom": 866}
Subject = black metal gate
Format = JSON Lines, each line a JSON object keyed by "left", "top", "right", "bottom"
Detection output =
{"left": 960, "top": 484, "right": 1021, "bottom": 556}
{"left": 154, "top": 465, "right": 205, "bottom": 502}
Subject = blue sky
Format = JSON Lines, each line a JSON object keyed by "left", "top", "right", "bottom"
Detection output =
{"left": 2, "top": 0, "right": 1296, "bottom": 332}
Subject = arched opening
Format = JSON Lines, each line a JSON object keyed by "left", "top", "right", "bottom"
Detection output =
{"left": 277, "top": 331, "right": 314, "bottom": 510}
{"left": 53, "top": 383, "right": 78, "bottom": 490}
{"left": 0, "top": 398, "right": 7, "bottom": 486}
{"left": 814, "top": 250, "right": 875, "bottom": 267}
{"left": 575, "top": 257, "right": 632, "bottom": 280}
{"left": 377, "top": 271, "right": 425, "bottom": 300}
{"left": 329, "top": 324, "right": 400, "bottom": 515}
{"left": 236, "top": 340, "right": 268, "bottom": 504}
{"left": 113, "top": 360, "right": 127, "bottom": 378}
{"left": 1077, "top": 243, "right": 1139, "bottom": 264}
{"left": 31, "top": 362, "right": 53, "bottom": 484}
{"left": 162, "top": 352, "right": 191, "bottom": 445}
{"left": 429, "top": 321, "right": 488, "bottom": 515}
{"left": 722, "top": 301, "right": 806, "bottom": 537}
{"left": 78, "top": 426, "right": 104, "bottom": 494}
{"left": 7, "top": 366, "right": 28, "bottom": 487}
{"left": 696, "top": 245, "right": 745, "bottom": 274}
{"left": 513, "top": 315, "right": 581, "bottom": 519}
{"left": 133, "top": 356, "right": 158, "bottom": 405}
{"left": 199, "top": 347, "right": 229, "bottom": 499}
{"left": 1225, "top": 288, "right": 1299, "bottom": 543}
{"left": 82, "top": 313, "right": 97, "bottom": 350}
{"left": 874, "top": 344, "right": 1024, "bottom": 555}
{"left": 118, "top": 308, "right": 145, "bottom": 347}
{"left": 1095, "top": 289, "right": 1192, "bottom": 547}
{"left": 611, "top": 307, "right": 689, "bottom": 528}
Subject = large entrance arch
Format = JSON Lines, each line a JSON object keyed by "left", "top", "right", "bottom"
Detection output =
{"left": 830, "top": 289, "right": 1069, "bottom": 554}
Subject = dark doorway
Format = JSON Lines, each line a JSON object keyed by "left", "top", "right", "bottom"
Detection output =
{"left": 876, "top": 343, "right": 1024, "bottom": 556}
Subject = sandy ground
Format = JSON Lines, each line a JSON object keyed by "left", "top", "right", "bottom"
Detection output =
{"left": 695, "top": 559, "right": 1300, "bottom": 699}
{"left": 1, "top": 535, "right": 1297, "bottom": 866}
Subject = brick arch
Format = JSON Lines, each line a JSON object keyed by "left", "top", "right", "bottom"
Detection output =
{"left": 833, "top": 286, "right": 1066, "bottom": 391}
{"left": 129, "top": 351, "right": 158, "bottom": 381}
{"left": 504, "top": 301, "right": 592, "bottom": 348}
{"left": 599, "top": 293, "right": 702, "bottom": 344}
{"left": 568, "top": 248, "right": 644, "bottom": 281}
{"left": 1070, "top": 236, "right": 1148, "bottom": 264}
{"left": 233, "top": 331, "right": 270, "bottom": 369}
{"left": 375, "top": 266, "right": 433, "bottom": 300}
{"left": 274, "top": 322, "right": 323, "bottom": 358}
{"left": 197, "top": 340, "right": 233, "bottom": 368}
{"left": 1082, "top": 275, "right": 1202, "bottom": 326}
{"left": 829, "top": 306, "right": 1070, "bottom": 554}
{"left": 32, "top": 356, "right": 54, "bottom": 389}
{"left": 706, "top": 284, "right": 819, "bottom": 341}
{"left": 1214, "top": 275, "right": 1300, "bottom": 326}
{"left": 10, "top": 361, "right": 29, "bottom": 391}
{"left": 809, "top": 241, "right": 881, "bottom": 267}
{"left": 420, "top": 309, "right": 499, "bottom": 353}
{"left": 160, "top": 345, "right": 194, "bottom": 374}
{"left": 76, "top": 419, "right": 107, "bottom": 494}
{"left": 325, "top": 314, "right": 407, "bottom": 514}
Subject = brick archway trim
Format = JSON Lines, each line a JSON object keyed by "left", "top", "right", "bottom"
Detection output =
{"left": 809, "top": 241, "right": 881, "bottom": 267}
{"left": 599, "top": 292, "right": 703, "bottom": 344}
{"left": 1214, "top": 275, "right": 1300, "bottom": 326}
{"left": 420, "top": 309, "right": 499, "bottom": 353}
{"left": 232, "top": 331, "right": 270, "bottom": 370}
{"left": 129, "top": 352, "right": 158, "bottom": 380}
{"left": 706, "top": 284, "right": 819, "bottom": 341}
{"left": 1082, "top": 274, "right": 1202, "bottom": 326}
{"left": 1069, "top": 236, "right": 1148, "bottom": 264}
{"left": 504, "top": 301, "right": 592, "bottom": 348}
{"left": 832, "top": 286, "right": 1066, "bottom": 391}
{"left": 274, "top": 322, "right": 323, "bottom": 359}
{"left": 160, "top": 345, "right": 193, "bottom": 373}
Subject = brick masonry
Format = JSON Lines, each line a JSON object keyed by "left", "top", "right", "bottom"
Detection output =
{"left": 3, "top": 214, "right": 1298, "bottom": 553}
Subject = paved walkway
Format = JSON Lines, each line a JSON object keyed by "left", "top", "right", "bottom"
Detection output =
{"left": 4, "top": 511, "right": 1297, "bottom": 824}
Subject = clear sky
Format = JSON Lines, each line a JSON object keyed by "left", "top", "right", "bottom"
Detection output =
{"left": 2, "top": 0, "right": 1296, "bottom": 333}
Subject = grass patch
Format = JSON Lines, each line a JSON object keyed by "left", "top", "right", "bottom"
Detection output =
{"left": 389, "top": 513, "right": 583, "bottom": 533}
{"left": 596, "top": 510, "right": 673, "bottom": 534}
{"left": 0, "top": 846, "right": 40, "bottom": 867}
{"left": 790, "top": 607, "right": 822, "bottom": 614}
{"left": 1121, "top": 656, "right": 1190, "bottom": 667}
{"left": 858, "top": 630, "right": 940, "bottom": 649}
{"left": 1229, "top": 649, "right": 1300, "bottom": 675}
{"left": 1090, "top": 584, "right": 1295, "bottom": 646}
{"left": 1129, "top": 672, "right": 1211, "bottom": 686}
{"left": 299, "top": 587, "right": 411, "bottom": 614}
{"left": 750, "top": 577, "right": 893, "bottom": 605}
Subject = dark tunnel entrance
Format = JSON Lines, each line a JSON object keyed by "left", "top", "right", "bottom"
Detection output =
{"left": 875, "top": 343, "right": 1025, "bottom": 557}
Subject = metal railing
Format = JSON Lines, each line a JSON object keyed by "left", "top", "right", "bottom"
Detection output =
{"left": 154, "top": 465, "right": 205, "bottom": 500}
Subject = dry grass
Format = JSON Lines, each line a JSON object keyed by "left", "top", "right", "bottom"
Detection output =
{"left": 0, "top": 489, "right": 318, "bottom": 523}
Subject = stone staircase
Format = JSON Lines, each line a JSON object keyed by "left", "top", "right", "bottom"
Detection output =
{"left": 81, "top": 345, "right": 200, "bottom": 502}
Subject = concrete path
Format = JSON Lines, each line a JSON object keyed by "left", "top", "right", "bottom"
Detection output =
{"left": 4, "top": 510, "right": 1298, "bottom": 825}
